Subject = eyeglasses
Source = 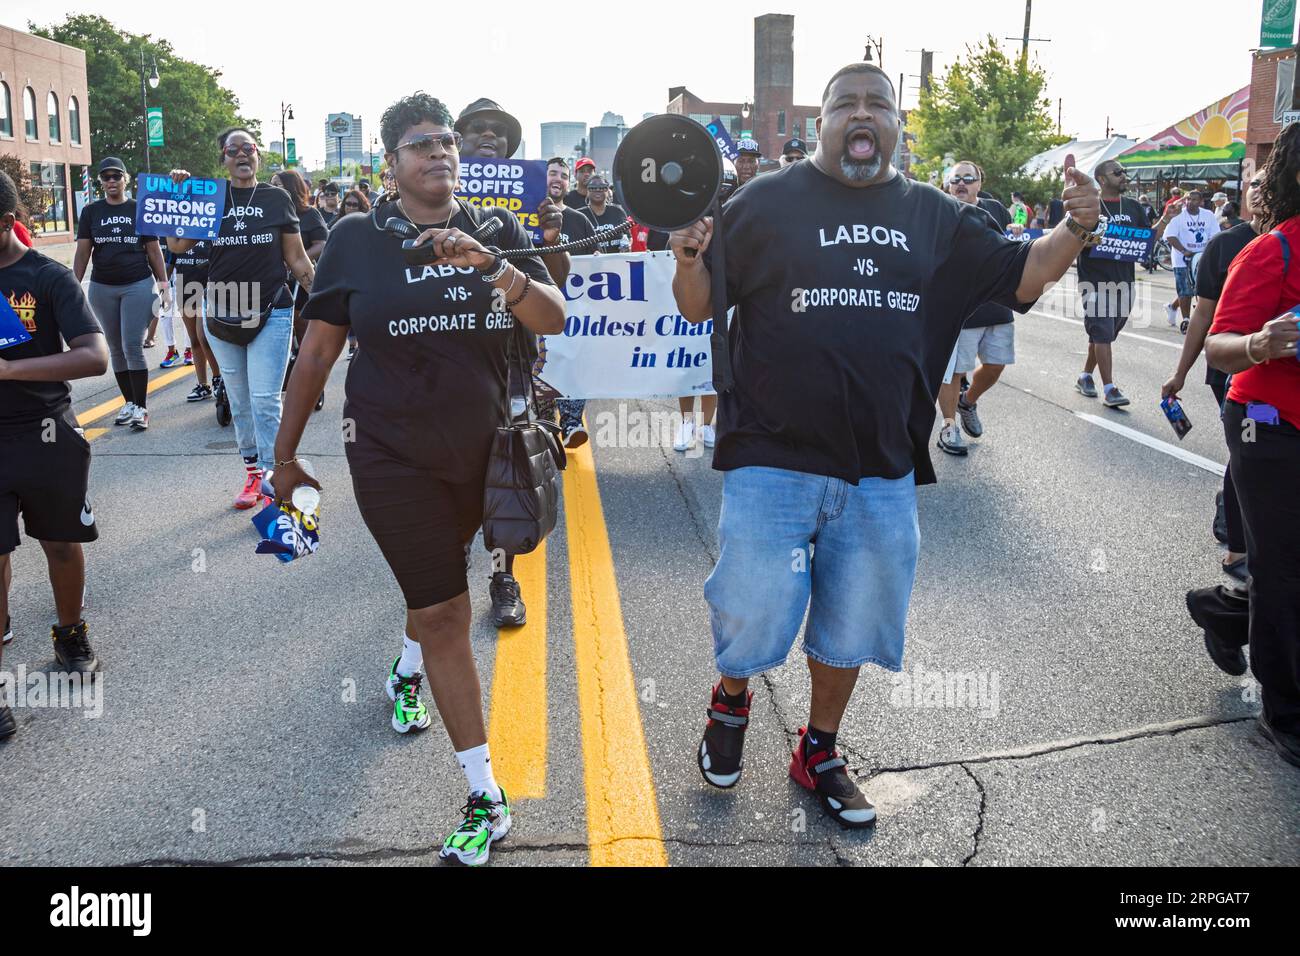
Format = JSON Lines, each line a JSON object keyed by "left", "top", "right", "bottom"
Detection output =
{"left": 223, "top": 143, "right": 258, "bottom": 158}
{"left": 343, "top": 201, "right": 361, "bottom": 209}
{"left": 947, "top": 174, "right": 979, "bottom": 185}
{"left": 395, "top": 132, "right": 462, "bottom": 156}
{"left": 99, "top": 172, "right": 123, "bottom": 182}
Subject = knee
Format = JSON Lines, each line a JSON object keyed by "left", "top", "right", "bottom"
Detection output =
{"left": 40, "top": 541, "right": 80, "bottom": 564}
{"left": 410, "top": 594, "right": 471, "bottom": 641}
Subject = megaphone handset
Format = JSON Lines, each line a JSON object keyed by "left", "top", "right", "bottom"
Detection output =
{"left": 670, "top": 216, "right": 713, "bottom": 260}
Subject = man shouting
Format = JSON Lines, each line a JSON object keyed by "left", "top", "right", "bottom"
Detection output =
{"left": 670, "top": 62, "right": 1103, "bottom": 828}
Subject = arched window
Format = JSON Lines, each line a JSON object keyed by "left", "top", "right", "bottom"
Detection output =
{"left": 47, "top": 90, "right": 60, "bottom": 143}
{"left": 68, "top": 95, "right": 81, "bottom": 145}
{"left": 0, "top": 83, "right": 11, "bottom": 137}
{"left": 23, "top": 86, "right": 37, "bottom": 139}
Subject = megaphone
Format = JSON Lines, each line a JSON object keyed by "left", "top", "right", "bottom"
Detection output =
{"left": 614, "top": 114, "right": 723, "bottom": 231}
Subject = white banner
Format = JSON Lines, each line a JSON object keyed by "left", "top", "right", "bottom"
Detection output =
{"left": 536, "top": 250, "right": 719, "bottom": 399}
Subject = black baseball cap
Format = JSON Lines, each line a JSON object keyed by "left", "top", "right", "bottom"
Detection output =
{"left": 97, "top": 156, "right": 127, "bottom": 175}
{"left": 321, "top": 182, "right": 339, "bottom": 195}
{"left": 782, "top": 138, "right": 807, "bottom": 155}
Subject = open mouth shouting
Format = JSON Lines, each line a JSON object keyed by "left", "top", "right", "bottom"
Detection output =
{"left": 846, "top": 126, "right": 877, "bottom": 162}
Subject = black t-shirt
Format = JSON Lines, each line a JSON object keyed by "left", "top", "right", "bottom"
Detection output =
{"left": 1139, "top": 203, "right": 1159, "bottom": 226}
{"left": 303, "top": 204, "right": 554, "bottom": 481}
{"left": 964, "top": 198, "right": 1014, "bottom": 328}
{"left": 0, "top": 248, "right": 103, "bottom": 433}
{"left": 647, "top": 229, "right": 671, "bottom": 252}
{"left": 1076, "top": 196, "right": 1148, "bottom": 287}
{"left": 207, "top": 182, "right": 300, "bottom": 312}
{"left": 299, "top": 206, "right": 329, "bottom": 249}
{"left": 169, "top": 240, "right": 211, "bottom": 294}
{"left": 564, "top": 188, "right": 588, "bottom": 210}
{"left": 1196, "top": 221, "right": 1259, "bottom": 390}
{"left": 558, "top": 206, "right": 597, "bottom": 255}
{"left": 579, "top": 203, "right": 629, "bottom": 252}
{"left": 76, "top": 198, "right": 159, "bottom": 286}
{"left": 707, "top": 161, "right": 1034, "bottom": 485}
{"left": 320, "top": 208, "right": 337, "bottom": 228}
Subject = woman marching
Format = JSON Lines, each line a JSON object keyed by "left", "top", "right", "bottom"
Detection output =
{"left": 73, "top": 157, "right": 170, "bottom": 431}
{"left": 272, "top": 93, "right": 564, "bottom": 865}
{"left": 166, "top": 128, "right": 315, "bottom": 508}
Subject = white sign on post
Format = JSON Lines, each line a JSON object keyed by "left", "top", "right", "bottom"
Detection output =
{"left": 1283, "top": 109, "right": 1300, "bottom": 126}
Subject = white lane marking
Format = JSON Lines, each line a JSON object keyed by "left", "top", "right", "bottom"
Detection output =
{"left": 1075, "top": 412, "right": 1226, "bottom": 476}
{"left": 1026, "top": 308, "right": 1184, "bottom": 351}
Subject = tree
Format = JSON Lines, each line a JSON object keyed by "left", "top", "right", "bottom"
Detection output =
{"left": 0, "top": 154, "right": 45, "bottom": 222}
{"left": 30, "top": 14, "right": 261, "bottom": 182}
{"left": 908, "top": 36, "right": 1068, "bottom": 205}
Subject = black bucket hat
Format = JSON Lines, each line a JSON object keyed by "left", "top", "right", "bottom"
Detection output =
{"left": 454, "top": 98, "right": 522, "bottom": 158}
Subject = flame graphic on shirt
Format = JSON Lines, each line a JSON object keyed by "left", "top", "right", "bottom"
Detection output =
{"left": 7, "top": 291, "right": 37, "bottom": 332}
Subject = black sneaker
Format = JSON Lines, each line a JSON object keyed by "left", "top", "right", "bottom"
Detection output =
{"left": 2, "top": 614, "right": 11, "bottom": 645}
{"left": 1184, "top": 587, "right": 1248, "bottom": 676}
{"left": 1257, "top": 714, "right": 1300, "bottom": 769}
{"left": 52, "top": 620, "right": 99, "bottom": 676}
{"left": 698, "top": 682, "right": 751, "bottom": 788}
{"left": 1212, "top": 490, "right": 1228, "bottom": 544}
{"left": 789, "top": 727, "right": 876, "bottom": 828}
{"left": 488, "top": 572, "right": 526, "bottom": 627}
{"left": 0, "top": 703, "right": 15, "bottom": 740}
{"left": 186, "top": 383, "right": 213, "bottom": 403}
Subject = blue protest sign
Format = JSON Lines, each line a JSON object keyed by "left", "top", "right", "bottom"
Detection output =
{"left": 1088, "top": 224, "right": 1155, "bottom": 262}
{"left": 135, "top": 173, "right": 226, "bottom": 240}
{"left": 705, "top": 118, "right": 739, "bottom": 162}
{"left": 456, "top": 158, "right": 548, "bottom": 243}
{"left": 1005, "top": 227, "right": 1044, "bottom": 244}
{"left": 0, "top": 293, "right": 34, "bottom": 350}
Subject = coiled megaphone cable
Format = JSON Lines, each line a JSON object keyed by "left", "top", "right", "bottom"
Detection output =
{"left": 380, "top": 209, "right": 634, "bottom": 264}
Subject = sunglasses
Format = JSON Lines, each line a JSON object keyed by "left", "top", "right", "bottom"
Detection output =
{"left": 395, "top": 132, "right": 462, "bottom": 156}
{"left": 223, "top": 143, "right": 258, "bottom": 158}
{"left": 99, "top": 172, "right": 124, "bottom": 182}
{"left": 947, "top": 174, "right": 979, "bottom": 185}
{"left": 343, "top": 201, "right": 361, "bottom": 209}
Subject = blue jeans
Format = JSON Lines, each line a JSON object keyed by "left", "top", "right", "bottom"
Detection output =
{"left": 1174, "top": 266, "right": 1196, "bottom": 298}
{"left": 205, "top": 307, "right": 293, "bottom": 471}
{"left": 704, "top": 466, "right": 920, "bottom": 676}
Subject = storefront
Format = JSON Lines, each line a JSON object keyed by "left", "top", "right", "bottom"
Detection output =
{"left": 1117, "top": 86, "right": 1249, "bottom": 203}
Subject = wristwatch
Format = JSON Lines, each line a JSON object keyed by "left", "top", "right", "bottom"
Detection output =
{"left": 1063, "top": 214, "right": 1109, "bottom": 248}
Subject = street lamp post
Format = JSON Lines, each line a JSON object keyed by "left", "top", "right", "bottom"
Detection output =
{"left": 864, "top": 35, "right": 884, "bottom": 69}
{"left": 280, "top": 102, "right": 294, "bottom": 168}
{"left": 139, "top": 48, "right": 159, "bottom": 172}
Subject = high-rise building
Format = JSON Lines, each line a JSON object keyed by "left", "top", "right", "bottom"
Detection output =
{"left": 588, "top": 125, "right": 628, "bottom": 175}
{"left": 324, "top": 113, "right": 365, "bottom": 170}
{"left": 541, "top": 121, "right": 587, "bottom": 161}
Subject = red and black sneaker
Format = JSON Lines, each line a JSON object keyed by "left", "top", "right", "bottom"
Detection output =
{"left": 789, "top": 727, "right": 876, "bottom": 828}
{"left": 697, "top": 682, "right": 752, "bottom": 788}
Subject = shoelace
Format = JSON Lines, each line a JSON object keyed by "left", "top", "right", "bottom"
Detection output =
{"left": 455, "top": 793, "right": 496, "bottom": 832}
{"left": 394, "top": 672, "right": 424, "bottom": 710}
{"left": 493, "top": 576, "right": 520, "bottom": 602}
{"left": 241, "top": 471, "right": 262, "bottom": 494}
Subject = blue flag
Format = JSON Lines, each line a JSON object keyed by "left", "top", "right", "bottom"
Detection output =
{"left": 705, "top": 118, "right": 739, "bottom": 162}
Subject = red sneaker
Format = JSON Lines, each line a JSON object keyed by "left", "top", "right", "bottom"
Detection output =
{"left": 789, "top": 727, "right": 876, "bottom": 828}
{"left": 183, "top": 347, "right": 194, "bottom": 366}
{"left": 235, "top": 469, "right": 264, "bottom": 510}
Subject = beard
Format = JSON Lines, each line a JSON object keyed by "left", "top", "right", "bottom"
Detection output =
{"left": 840, "top": 153, "right": 883, "bottom": 182}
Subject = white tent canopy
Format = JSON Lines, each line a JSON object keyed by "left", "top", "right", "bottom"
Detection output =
{"left": 1021, "top": 137, "right": 1137, "bottom": 177}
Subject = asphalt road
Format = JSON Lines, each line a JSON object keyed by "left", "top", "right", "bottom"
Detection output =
{"left": 1, "top": 263, "right": 1296, "bottom": 866}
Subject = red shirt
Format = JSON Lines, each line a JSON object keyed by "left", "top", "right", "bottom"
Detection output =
{"left": 1210, "top": 215, "right": 1300, "bottom": 429}
{"left": 13, "top": 222, "right": 32, "bottom": 248}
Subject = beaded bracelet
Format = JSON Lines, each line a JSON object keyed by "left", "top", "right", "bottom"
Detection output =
{"left": 505, "top": 273, "right": 532, "bottom": 309}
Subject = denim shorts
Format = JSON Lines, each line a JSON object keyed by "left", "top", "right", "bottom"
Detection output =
{"left": 1174, "top": 266, "right": 1196, "bottom": 298}
{"left": 704, "top": 466, "right": 920, "bottom": 676}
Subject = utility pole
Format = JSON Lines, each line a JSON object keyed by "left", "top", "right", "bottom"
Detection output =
{"left": 1058, "top": 98, "right": 1063, "bottom": 135}
{"left": 1005, "top": 0, "right": 1050, "bottom": 64}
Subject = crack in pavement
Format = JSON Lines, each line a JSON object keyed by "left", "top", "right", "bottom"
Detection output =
{"left": 958, "top": 764, "right": 986, "bottom": 866}
{"left": 864, "top": 713, "right": 1258, "bottom": 778}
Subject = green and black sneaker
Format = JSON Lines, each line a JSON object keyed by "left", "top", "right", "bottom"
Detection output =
{"left": 385, "top": 658, "right": 431, "bottom": 734}
{"left": 439, "top": 789, "right": 512, "bottom": 866}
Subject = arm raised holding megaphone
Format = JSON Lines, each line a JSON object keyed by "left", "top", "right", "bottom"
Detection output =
{"left": 670, "top": 216, "right": 715, "bottom": 324}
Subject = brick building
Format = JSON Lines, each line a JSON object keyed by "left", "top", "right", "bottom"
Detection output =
{"left": 667, "top": 13, "right": 821, "bottom": 169}
{"left": 0, "top": 24, "right": 92, "bottom": 239}
{"left": 1247, "top": 47, "right": 1297, "bottom": 169}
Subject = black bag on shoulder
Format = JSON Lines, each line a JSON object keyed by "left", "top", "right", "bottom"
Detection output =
{"left": 460, "top": 201, "right": 566, "bottom": 554}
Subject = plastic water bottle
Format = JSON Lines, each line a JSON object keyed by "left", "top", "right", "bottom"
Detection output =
{"left": 291, "top": 458, "right": 320, "bottom": 514}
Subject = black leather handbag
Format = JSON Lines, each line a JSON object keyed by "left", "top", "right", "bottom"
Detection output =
{"left": 481, "top": 319, "right": 567, "bottom": 555}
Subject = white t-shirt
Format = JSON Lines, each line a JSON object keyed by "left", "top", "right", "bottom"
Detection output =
{"left": 1166, "top": 208, "right": 1221, "bottom": 267}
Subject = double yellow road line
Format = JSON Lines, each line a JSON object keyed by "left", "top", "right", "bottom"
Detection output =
{"left": 488, "top": 439, "right": 667, "bottom": 866}
{"left": 76, "top": 366, "right": 195, "bottom": 441}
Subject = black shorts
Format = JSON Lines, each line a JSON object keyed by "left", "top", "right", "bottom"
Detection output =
{"left": 1080, "top": 282, "right": 1133, "bottom": 344}
{"left": 351, "top": 470, "right": 483, "bottom": 609}
{"left": 0, "top": 409, "right": 98, "bottom": 555}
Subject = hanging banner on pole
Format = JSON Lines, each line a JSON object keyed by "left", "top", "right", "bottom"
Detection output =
{"left": 147, "top": 107, "right": 164, "bottom": 147}
{"left": 1261, "top": 0, "right": 1297, "bottom": 48}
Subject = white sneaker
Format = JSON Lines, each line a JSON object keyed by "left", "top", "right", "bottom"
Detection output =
{"left": 699, "top": 424, "right": 716, "bottom": 448}
{"left": 129, "top": 406, "right": 149, "bottom": 431}
{"left": 114, "top": 402, "right": 136, "bottom": 426}
{"left": 673, "top": 420, "right": 696, "bottom": 452}
{"left": 1165, "top": 304, "right": 1178, "bottom": 327}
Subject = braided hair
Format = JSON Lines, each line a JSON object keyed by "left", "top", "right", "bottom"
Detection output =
{"left": 1257, "top": 122, "right": 1300, "bottom": 231}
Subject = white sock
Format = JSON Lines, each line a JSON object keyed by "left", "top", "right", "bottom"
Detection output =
{"left": 396, "top": 634, "right": 423, "bottom": 677}
{"left": 456, "top": 743, "right": 501, "bottom": 801}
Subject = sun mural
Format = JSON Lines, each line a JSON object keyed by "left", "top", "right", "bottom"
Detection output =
{"left": 1119, "top": 86, "right": 1250, "bottom": 167}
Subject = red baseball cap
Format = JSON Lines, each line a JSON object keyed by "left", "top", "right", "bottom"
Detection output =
{"left": 575, "top": 157, "right": 596, "bottom": 170}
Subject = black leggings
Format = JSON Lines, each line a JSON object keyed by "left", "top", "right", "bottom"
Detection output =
{"left": 352, "top": 470, "right": 482, "bottom": 610}
{"left": 1208, "top": 377, "right": 1246, "bottom": 553}
{"left": 1223, "top": 400, "right": 1300, "bottom": 734}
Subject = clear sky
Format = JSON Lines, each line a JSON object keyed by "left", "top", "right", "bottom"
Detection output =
{"left": 4, "top": 0, "right": 1280, "bottom": 167}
